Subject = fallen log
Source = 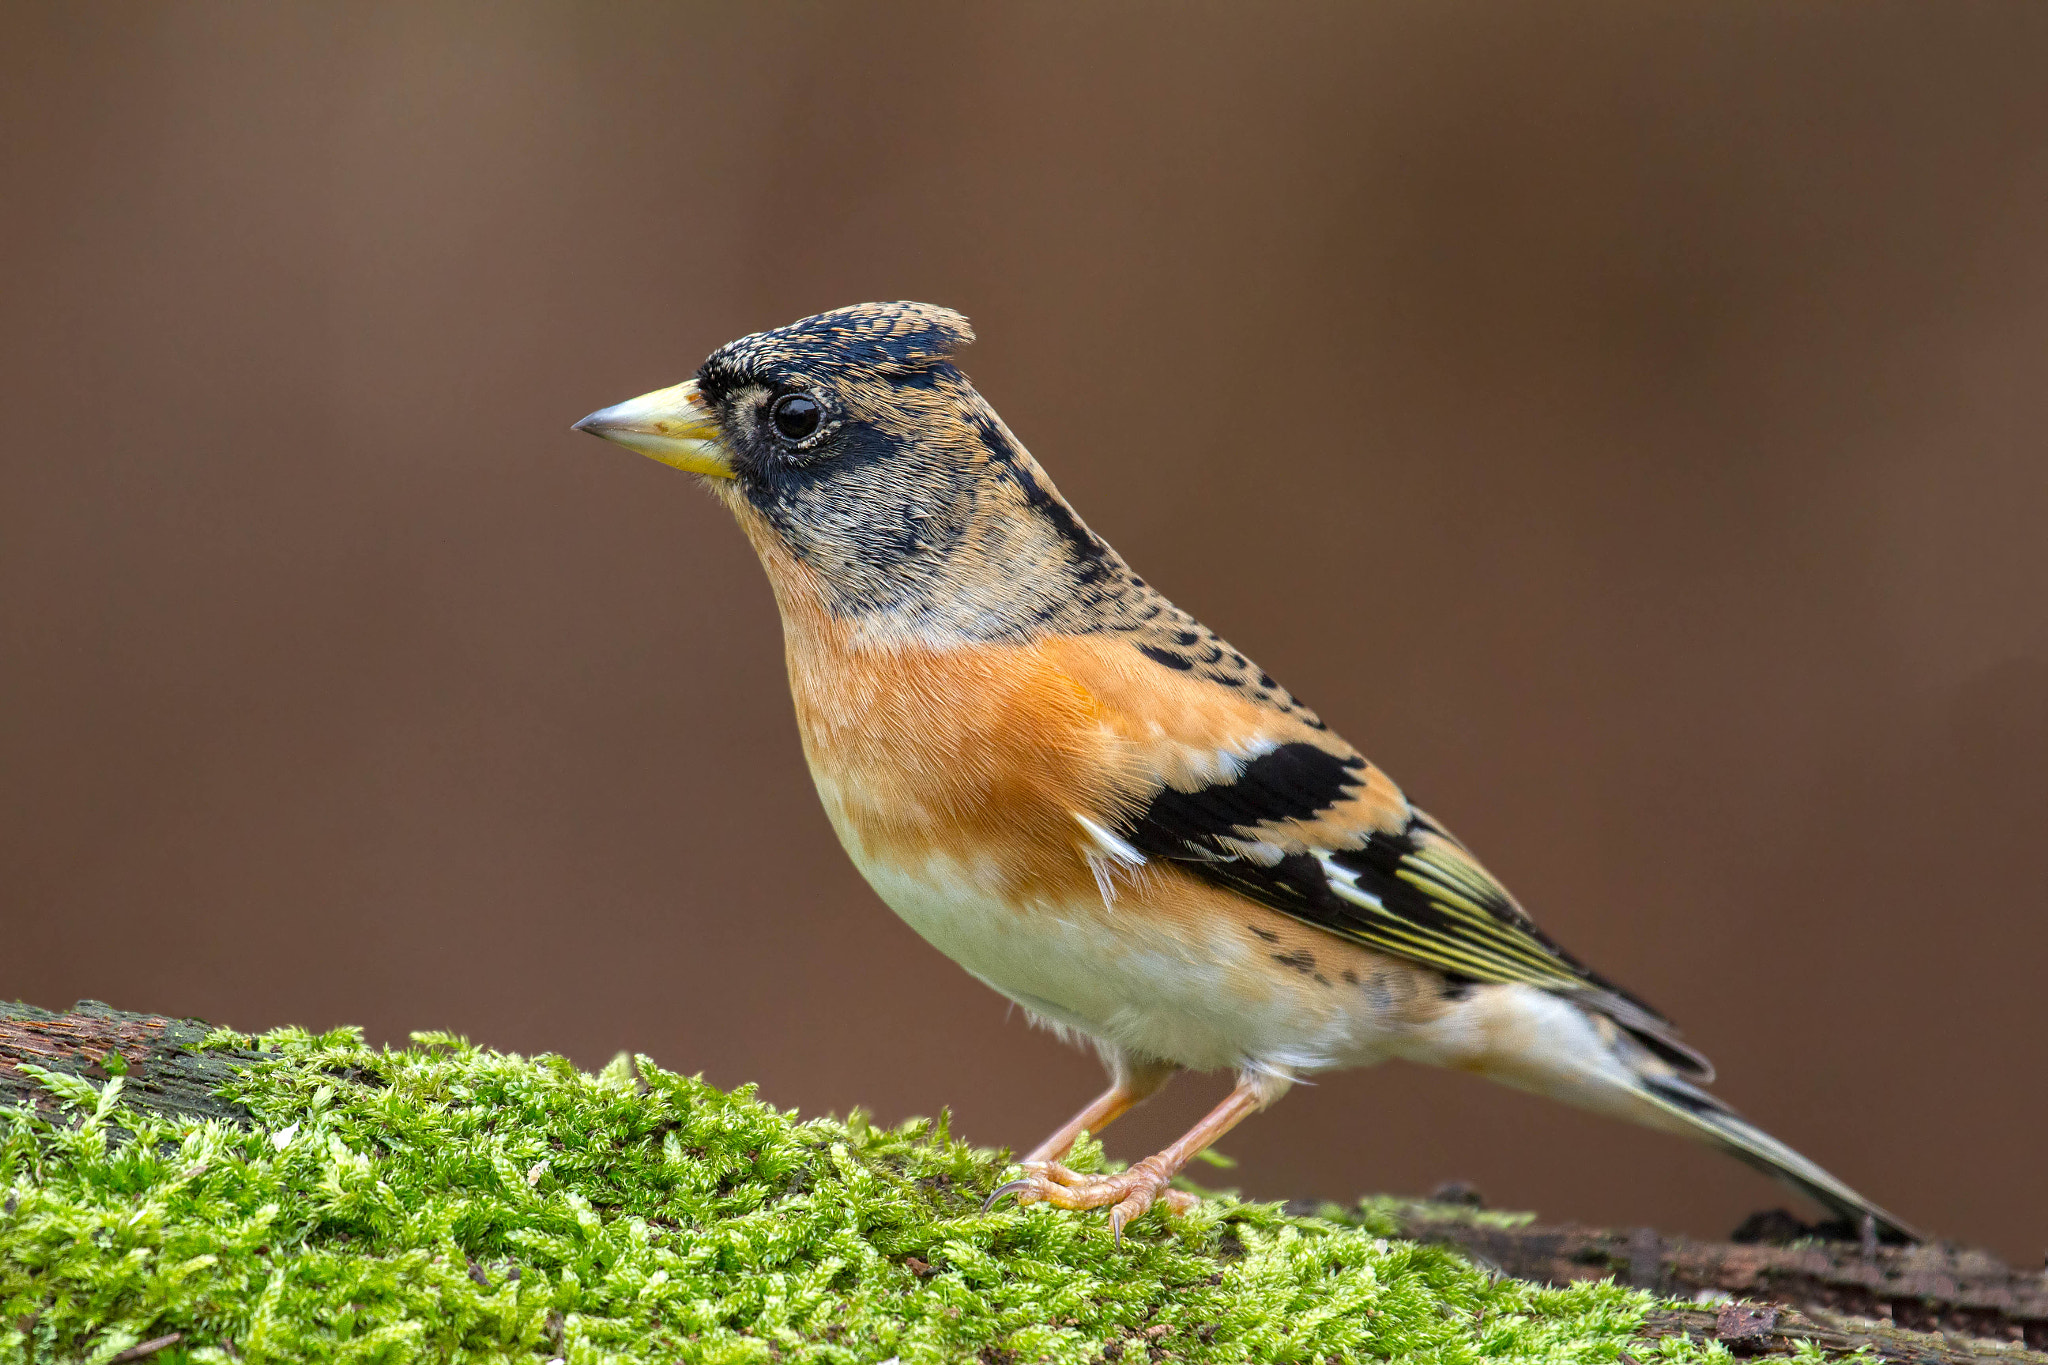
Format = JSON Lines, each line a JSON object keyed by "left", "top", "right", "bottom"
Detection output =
{"left": 0, "top": 999, "right": 259, "bottom": 1125}
{"left": 1355, "top": 1192, "right": 2047, "bottom": 1353}
{"left": 1638, "top": 1303, "right": 2045, "bottom": 1365}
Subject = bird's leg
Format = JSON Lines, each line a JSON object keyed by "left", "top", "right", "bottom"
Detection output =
{"left": 989, "top": 1078, "right": 1270, "bottom": 1240}
{"left": 1020, "top": 1057, "right": 1177, "bottom": 1166}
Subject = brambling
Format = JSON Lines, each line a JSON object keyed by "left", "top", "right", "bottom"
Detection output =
{"left": 574, "top": 302, "right": 1917, "bottom": 1243}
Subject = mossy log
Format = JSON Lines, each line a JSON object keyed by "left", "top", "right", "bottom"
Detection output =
{"left": 6, "top": 999, "right": 2042, "bottom": 1365}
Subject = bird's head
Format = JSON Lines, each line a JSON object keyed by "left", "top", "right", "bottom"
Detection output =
{"left": 574, "top": 302, "right": 1126, "bottom": 641}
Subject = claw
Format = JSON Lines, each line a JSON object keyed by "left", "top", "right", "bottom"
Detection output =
{"left": 982, "top": 1177, "right": 1035, "bottom": 1213}
{"left": 1108, "top": 1185, "right": 1154, "bottom": 1246}
{"left": 979, "top": 1153, "right": 1196, "bottom": 1244}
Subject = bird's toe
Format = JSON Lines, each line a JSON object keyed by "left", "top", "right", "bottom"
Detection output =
{"left": 986, "top": 1154, "right": 1198, "bottom": 1243}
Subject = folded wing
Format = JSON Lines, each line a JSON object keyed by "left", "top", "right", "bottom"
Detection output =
{"left": 1105, "top": 734, "right": 1714, "bottom": 1080}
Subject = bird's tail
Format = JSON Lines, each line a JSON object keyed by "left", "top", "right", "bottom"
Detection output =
{"left": 1625, "top": 1066, "right": 1921, "bottom": 1243}
{"left": 1455, "top": 986, "right": 1921, "bottom": 1243}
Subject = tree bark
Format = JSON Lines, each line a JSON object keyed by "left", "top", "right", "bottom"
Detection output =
{"left": 9, "top": 1001, "right": 2042, "bottom": 1363}
{"left": 1375, "top": 1207, "right": 2047, "bottom": 1359}
{"left": 1, "top": 998, "right": 259, "bottom": 1125}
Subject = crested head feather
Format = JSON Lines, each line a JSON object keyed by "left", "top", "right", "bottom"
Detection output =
{"left": 699, "top": 301, "right": 975, "bottom": 392}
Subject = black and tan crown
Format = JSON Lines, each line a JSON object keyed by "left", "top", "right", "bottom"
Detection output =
{"left": 697, "top": 301, "right": 975, "bottom": 395}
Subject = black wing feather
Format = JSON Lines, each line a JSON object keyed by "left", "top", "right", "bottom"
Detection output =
{"left": 1112, "top": 743, "right": 1712, "bottom": 1080}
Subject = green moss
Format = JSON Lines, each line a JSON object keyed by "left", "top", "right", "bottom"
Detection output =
{"left": 3, "top": 1027, "right": 1720, "bottom": 1364}
{"left": 1320, "top": 1199, "right": 1539, "bottom": 1234}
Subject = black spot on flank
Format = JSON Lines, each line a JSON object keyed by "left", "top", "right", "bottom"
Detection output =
{"left": 1258, "top": 673, "right": 1277, "bottom": 688}
{"left": 1313, "top": 973, "right": 1332, "bottom": 987}
{"left": 1271, "top": 950, "right": 1317, "bottom": 975}
{"left": 1175, "top": 631, "right": 1201, "bottom": 646}
{"left": 1138, "top": 645, "right": 1193, "bottom": 671}
{"left": 1438, "top": 975, "right": 1475, "bottom": 1002}
{"left": 1341, "top": 969, "right": 1361, "bottom": 985}
{"left": 1247, "top": 925, "right": 1281, "bottom": 943}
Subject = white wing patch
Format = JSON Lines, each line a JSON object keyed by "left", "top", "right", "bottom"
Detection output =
{"left": 1316, "top": 850, "right": 1387, "bottom": 911}
{"left": 1073, "top": 811, "right": 1146, "bottom": 909}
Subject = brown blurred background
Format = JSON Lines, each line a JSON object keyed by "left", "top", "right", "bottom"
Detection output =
{"left": 4, "top": 3, "right": 2044, "bottom": 1260}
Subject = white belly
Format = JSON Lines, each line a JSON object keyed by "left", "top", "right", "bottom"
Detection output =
{"left": 849, "top": 844, "right": 1395, "bottom": 1076}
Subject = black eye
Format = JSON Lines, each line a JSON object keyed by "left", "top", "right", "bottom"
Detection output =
{"left": 770, "top": 393, "right": 822, "bottom": 443}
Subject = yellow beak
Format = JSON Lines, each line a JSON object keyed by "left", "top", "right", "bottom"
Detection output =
{"left": 572, "top": 379, "right": 733, "bottom": 479}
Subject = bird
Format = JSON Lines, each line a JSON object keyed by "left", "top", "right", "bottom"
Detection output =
{"left": 573, "top": 301, "right": 1917, "bottom": 1244}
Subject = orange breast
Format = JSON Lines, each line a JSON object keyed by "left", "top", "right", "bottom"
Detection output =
{"left": 793, "top": 630, "right": 1130, "bottom": 902}
{"left": 737, "top": 520, "right": 1120, "bottom": 904}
